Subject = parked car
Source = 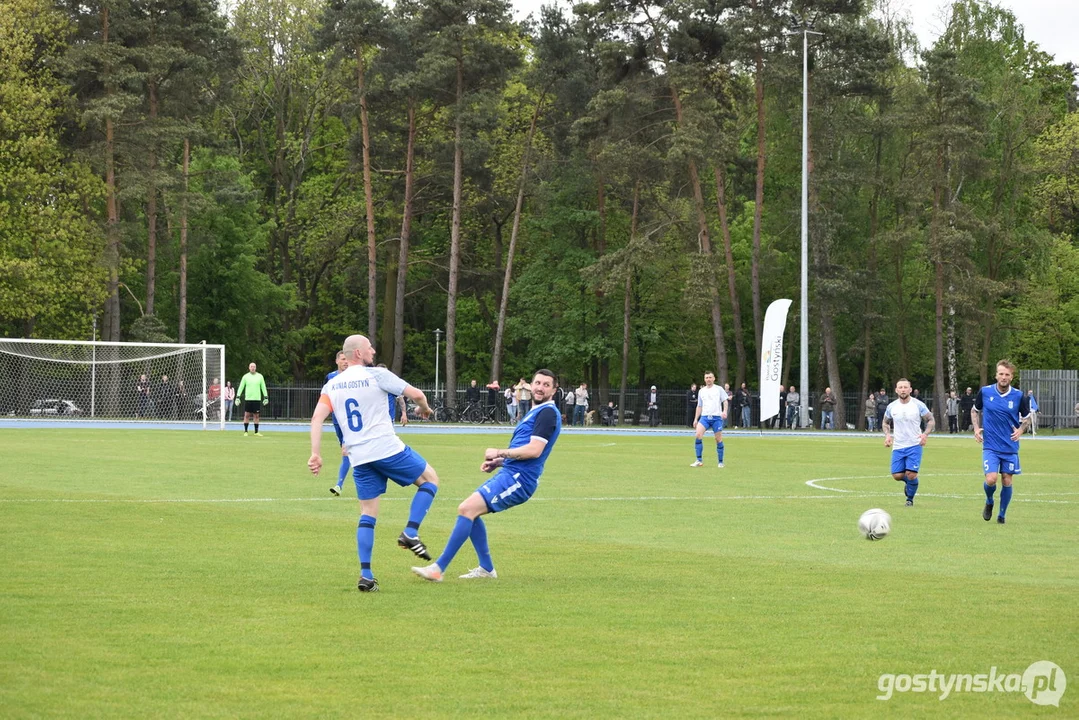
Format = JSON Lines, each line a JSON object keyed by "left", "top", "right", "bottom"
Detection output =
{"left": 29, "top": 399, "right": 83, "bottom": 416}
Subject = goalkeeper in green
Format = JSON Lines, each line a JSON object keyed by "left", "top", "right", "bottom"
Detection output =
{"left": 236, "top": 362, "right": 269, "bottom": 435}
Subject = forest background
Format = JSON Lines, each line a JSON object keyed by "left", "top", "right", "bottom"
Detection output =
{"left": 2, "top": 0, "right": 1077, "bottom": 428}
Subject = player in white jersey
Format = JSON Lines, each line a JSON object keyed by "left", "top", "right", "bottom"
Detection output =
{"left": 691, "top": 371, "right": 730, "bottom": 468}
{"left": 882, "top": 378, "right": 934, "bottom": 506}
{"left": 308, "top": 335, "right": 437, "bottom": 592}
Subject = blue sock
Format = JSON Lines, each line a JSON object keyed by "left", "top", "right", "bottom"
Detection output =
{"left": 905, "top": 476, "right": 919, "bottom": 500}
{"left": 716, "top": 441, "right": 724, "bottom": 463}
{"left": 435, "top": 515, "right": 474, "bottom": 572}
{"left": 470, "top": 517, "right": 494, "bottom": 572}
{"left": 357, "top": 515, "right": 376, "bottom": 580}
{"left": 404, "top": 482, "right": 437, "bottom": 538}
{"left": 336, "top": 455, "right": 350, "bottom": 486}
{"left": 695, "top": 438, "right": 703, "bottom": 461}
{"left": 984, "top": 482, "right": 997, "bottom": 504}
{"left": 1000, "top": 485, "right": 1013, "bottom": 517}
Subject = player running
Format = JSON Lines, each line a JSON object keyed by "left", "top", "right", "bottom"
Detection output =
{"left": 308, "top": 335, "right": 438, "bottom": 592}
{"left": 882, "top": 378, "right": 934, "bottom": 506}
{"left": 411, "top": 370, "right": 562, "bottom": 582}
{"left": 972, "top": 360, "right": 1030, "bottom": 524}
{"left": 691, "top": 371, "right": 729, "bottom": 468}
{"left": 324, "top": 351, "right": 352, "bottom": 497}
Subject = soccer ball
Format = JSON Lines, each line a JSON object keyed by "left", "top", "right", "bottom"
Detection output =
{"left": 858, "top": 508, "right": 892, "bottom": 540}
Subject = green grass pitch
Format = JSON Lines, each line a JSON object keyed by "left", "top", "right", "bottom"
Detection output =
{"left": 1, "top": 428, "right": 1076, "bottom": 717}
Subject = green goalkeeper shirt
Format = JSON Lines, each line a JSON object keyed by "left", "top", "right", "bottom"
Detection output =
{"left": 235, "top": 372, "right": 268, "bottom": 403}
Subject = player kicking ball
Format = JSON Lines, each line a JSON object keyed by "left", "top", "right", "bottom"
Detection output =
{"left": 882, "top": 379, "right": 933, "bottom": 506}
{"left": 412, "top": 370, "right": 562, "bottom": 582}
{"left": 972, "top": 360, "right": 1030, "bottom": 524}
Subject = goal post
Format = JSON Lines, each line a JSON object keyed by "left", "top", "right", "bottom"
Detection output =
{"left": 0, "top": 338, "right": 226, "bottom": 429}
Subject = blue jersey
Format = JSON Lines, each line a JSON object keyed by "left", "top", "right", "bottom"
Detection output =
{"left": 504, "top": 401, "right": 561, "bottom": 480}
{"left": 326, "top": 370, "right": 343, "bottom": 434}
{"left": 975, "top": 384, "right": 1029, "bottom": 455}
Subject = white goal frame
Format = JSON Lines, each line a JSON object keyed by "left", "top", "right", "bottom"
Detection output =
{"left": 0, "top": 338, "right": 227, "bottom": 429}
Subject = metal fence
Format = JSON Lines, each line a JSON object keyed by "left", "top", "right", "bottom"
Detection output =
{"left": 254, "top": 375, "right": 1078, "bottom": 431}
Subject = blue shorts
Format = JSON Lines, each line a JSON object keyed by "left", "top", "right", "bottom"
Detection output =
{"left": 698, "top": 415, "right": 725, "bottom": 434}
{"left": 477, "top": 470, "right": 537, "bottom": 513}
{"left": 890, "top": 445, "right": 923, "bottom": 475}
{"left": 983, "top": 451, "right": 1021, "bottom": 476}
{"left": 352, "top": 447, "right": 428, "bottom": 501}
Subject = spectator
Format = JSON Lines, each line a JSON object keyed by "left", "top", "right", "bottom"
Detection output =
{"left": 959, "top": 387, "right": 975, "bottom": 431}
{"left": 223, "top": 381, "right": 235, "bottom": 422}
{"left": 573, "top": 382, "right": 589, "bottom": 427}
{"left": 504, "top": 385, "right": 518, "bottom": 425}
{"left": 485, "top": 380, "right": 501, "bottom": 417}
{"left": 946, "top": 390, "right": 959, "bottom": 434}
{"left": 602, "top": 400, "right": 618, "bottom": 426}
{"left": 208, "top": 377, "right": 222, "bottom": 420}
{"left": 865, "top": 393, "right": 877, "bottom": 431}
{"left": 176, "top": 380, "right": 188, "bottom": 419}
{"left": 785, "top": 386, "right": 801, "bottom": 429}
{"left": 875, "top": 389, "right": 889, "bottom": 431}
{"left": 776, "top": 386, "right": 787, "bottom": 429}
{"left": 135, "top": 374, "right": 151, "bottom": 418}
{"left": 729, "top": 387, "right": 742, "bottom": 429}
{"left": 737, "top": 383, "right": 752, "bottom": 429}
{"left": 155, "top": 375, "right": 175, "bottom": 420}
{"left": 465, "top": 379, "right": 481, "bottom": 406}
{"left": 564, "top": 383, "right": 576, "bottom": 423}
{"left": 1026, "top": 390, "right": 1039, "bottom": 436}
{"left": 685, "top": 382, "right": 698, "bottom": 428}
{"left": 647, "top": 385, "right": 660, "bottom": 427}
{"left": 820, "top": 387, "right": 837, "bottom": 430}
{"left": 1074, "top": 400, "right": 1079, "bottom": 428}
{"left": 517, "top": 377, "right": 532, "bottom": 416}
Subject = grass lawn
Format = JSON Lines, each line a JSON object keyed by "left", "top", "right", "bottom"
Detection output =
{"left": 1, "top": 427, "right": 1076, "bottom": 717}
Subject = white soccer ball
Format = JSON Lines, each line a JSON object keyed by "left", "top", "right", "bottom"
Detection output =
{"left": 858, "top": 508, "right": 892, "bottom": 540}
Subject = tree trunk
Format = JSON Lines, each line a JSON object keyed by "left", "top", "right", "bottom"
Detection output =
{"left": 392, "top": 100, "right": 417, "bottom": 375}
{"left": 445, "top": 59, "right": 464, "bottom": 408}
{"left": 492, "top": 91, "right": 544, "bottom": 382}
{"left": 751, "top": 27, "right": 766, "bottom": 359}
{"left": 670, "top": 86, "right": 727, "bottom": 382}
{"left": 146, "top": 81, "right": 159, "bottom": 317}
{"left": 380, "top": 239, "right": 397, "bottom": 362}
{"left": 714, "top": 164, "right": 746, "bottom": 386}
{"left": 859, "top": 131, "right": 884, "bottom": 429}
{"left": 101, "top": 7, "right": 121, "bottom": 342}
{"left": 357, "top": 48, "right": 378, "bottom": 340}
{"left": 931, "top": 149, "right": 947, "bottom": 428}
{"left": 619, "top": 181, "right": 639, "bottom": 423}
{"left": 178, "top": 137, "right": 190, "bottom": 343}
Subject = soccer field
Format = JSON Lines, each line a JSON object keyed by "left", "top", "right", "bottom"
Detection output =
{"left": 1, "top": 428, "right": 1075, "bottom": 717}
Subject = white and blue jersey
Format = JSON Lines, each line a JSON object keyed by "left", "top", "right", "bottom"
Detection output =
{"left": 697, "top": 385, "right": 729, "bottom": 433}
{"left": 478, "top": 401, "right": 561, "bottom": 513}
{"left": 975, "top": 384, "right": 1028, "bottom": 475}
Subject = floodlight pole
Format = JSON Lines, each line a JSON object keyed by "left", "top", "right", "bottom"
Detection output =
{"left": 788, "top": 21, "right": 821, "bottom": 428}
{"left": 91, "top": 316, "right": 97, "bottom": 419}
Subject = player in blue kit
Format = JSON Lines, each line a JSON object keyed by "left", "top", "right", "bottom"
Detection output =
{"left": 971, "top": 360, "right": 1030, "bottom": 524}
{"left": 882, "top": 379, "right": 934, "bottom": 506}
{"left": 691, "top": 371, "right": 729, "bottom": 468}
{"left": 411, "top": 370, "right": 562, "bottom": 582}
{"left": 325, "top": 351, "right": 352, "bottom": 497}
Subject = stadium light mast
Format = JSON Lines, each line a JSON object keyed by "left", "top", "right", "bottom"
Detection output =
{"left": 787, "top": 18, "right": 821, "bottom": 428}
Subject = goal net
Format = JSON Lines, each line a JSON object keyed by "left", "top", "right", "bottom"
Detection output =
{"left": 0, "top": 339, "right": 226, "bottom": 428}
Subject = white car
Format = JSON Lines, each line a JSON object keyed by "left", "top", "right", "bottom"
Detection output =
{"left": 29, "top": 399, "right": 83, "bottom": 416}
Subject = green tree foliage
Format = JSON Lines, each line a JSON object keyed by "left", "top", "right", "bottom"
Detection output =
{"left": 0, "top": 0, "right": 107, "bottom": 338}
{"left": 5, "top": 0, "right": 1076, "bottom": 399}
